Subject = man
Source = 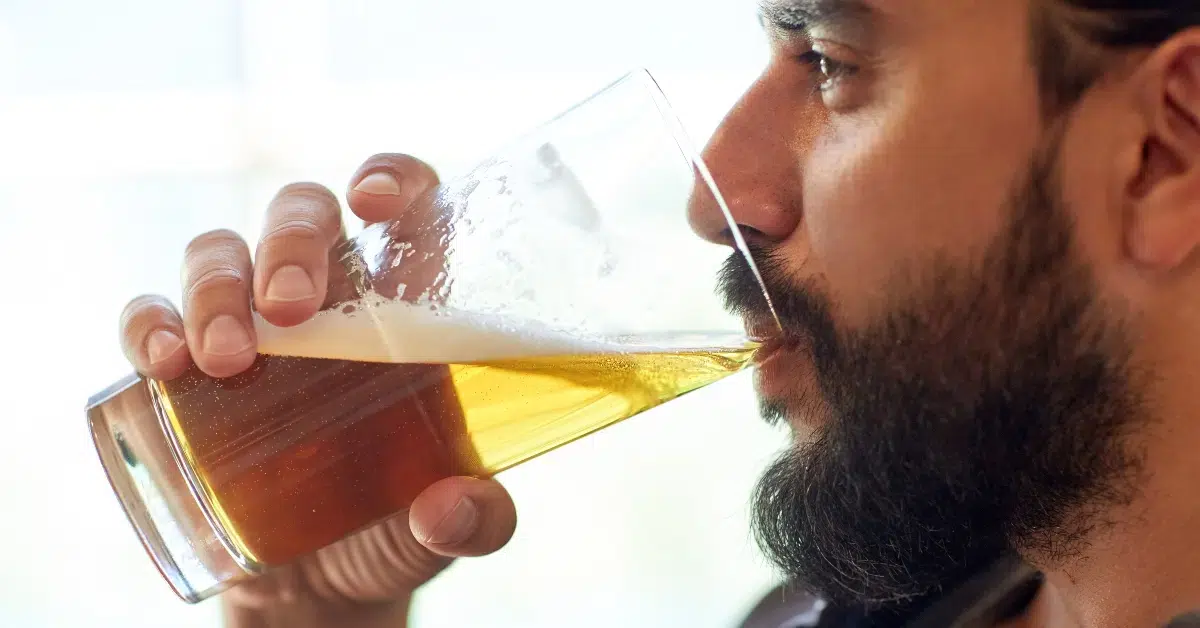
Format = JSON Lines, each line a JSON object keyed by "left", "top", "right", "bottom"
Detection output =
{"left": 116, "top": 0, "right": 1200, "bottom": 626}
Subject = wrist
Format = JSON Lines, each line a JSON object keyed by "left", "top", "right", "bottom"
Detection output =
{"left": 222, "top": 594, "right": 411, "bottom": 628}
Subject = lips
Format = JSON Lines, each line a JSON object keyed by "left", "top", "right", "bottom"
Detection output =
{"left": 746, "top": 318, "right": 788, "bottom": 365}
{"left": 743, "top": 317, "right": 822, "bottom": 430}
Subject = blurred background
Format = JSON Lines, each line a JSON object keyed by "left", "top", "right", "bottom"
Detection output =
{"left": 0, "top": 1, "right": 786, "bottom": 626}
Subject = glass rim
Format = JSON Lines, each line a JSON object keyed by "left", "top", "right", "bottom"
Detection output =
{"left": 626, "top": 68, "right": 780, "bottom": 331}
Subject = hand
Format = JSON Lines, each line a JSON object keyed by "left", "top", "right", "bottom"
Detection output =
{"left": 118, "top": 155, "right": 518, "bottom": 625}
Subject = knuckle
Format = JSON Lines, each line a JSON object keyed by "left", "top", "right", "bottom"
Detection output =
{"left": 184, "top": 264, "right": 247, "bottom": 300}
{"left": 268, "top": 183, "right": 341, "bottom": 242}
{"left": 121, "top": 294, "right": 166, "bottom": 316}
{"left": 120, "top": 295, "right": 176, "bottom": 330}
{"left": 275, "top": 181, "right": 337, "bottom": 205}
{"left": 260, "top": 218, "right": 325, "bottom": 247}
{"left": 185, "top": 228, "right": 246, "bottom": 260}
{"left": 182, "top": 230, "right": 250, "bottom": 297}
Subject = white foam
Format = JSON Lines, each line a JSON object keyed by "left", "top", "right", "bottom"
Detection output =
{"left": 253, "top": 299, "right": 626, "bottom": 364}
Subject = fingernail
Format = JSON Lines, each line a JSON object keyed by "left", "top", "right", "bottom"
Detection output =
{"left": 203, "top": 315, "right": 253, "bottom": 357}
{"left": 423, "top": 497, "right": 478, "bottom": 546}
{"left": 265, "top": 265, "right": 317, "bottom": 303}
{"left": 353, "top": 171, "right": 402, "bottom": 196}
{"left": 146, "top": 330, "right": 184, "bottom": 365}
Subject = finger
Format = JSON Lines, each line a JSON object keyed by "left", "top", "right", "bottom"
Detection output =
{"left": 119, "top": 295, "right": 191, "bottom": 380}
{"left": 409, "top": 476, "right": 517, "bottom": 558}
{"left": 346, "top": 155, "right": 448, "bottom": 303}
{"left": 253, "top": 183, "right": 344, "bottom": 327}
{"left": 181, "top": 229, "right": 257, "bottom": 378}
{"left": 347, "top": 153, "right": 440, "bottom": 225}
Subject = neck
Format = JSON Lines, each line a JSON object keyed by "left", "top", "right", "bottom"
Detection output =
{"left": 1041, "top": 359, "right": 1200, "bottom": 628}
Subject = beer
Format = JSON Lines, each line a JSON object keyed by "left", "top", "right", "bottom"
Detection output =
{"left": 152, "top": 299, "right": 755, "bottom": 570}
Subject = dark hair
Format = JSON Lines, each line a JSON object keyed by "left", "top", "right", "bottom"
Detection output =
{"left": 1035, "top": 1, "right": 1200, "bottom": 114}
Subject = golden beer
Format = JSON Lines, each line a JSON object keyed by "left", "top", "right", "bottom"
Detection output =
{"left": 151, "top": 302, "right": 755, "bottom": 569}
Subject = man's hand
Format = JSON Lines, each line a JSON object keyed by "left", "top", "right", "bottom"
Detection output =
{"left": 118, "top": 155, "right": 518, "bottom": 626}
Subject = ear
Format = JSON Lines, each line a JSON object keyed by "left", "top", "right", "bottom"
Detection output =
{"left": 1125, "top": 36, "right": 1200, "bottom": 272}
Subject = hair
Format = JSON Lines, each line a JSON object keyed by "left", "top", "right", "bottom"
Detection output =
{"left": 1034, "top": 1, "right": 1200, "bottom": 114}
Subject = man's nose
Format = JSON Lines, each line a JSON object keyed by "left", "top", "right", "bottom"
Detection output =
{"left": 688, "top": 69, "right": 804, "bottom": 247}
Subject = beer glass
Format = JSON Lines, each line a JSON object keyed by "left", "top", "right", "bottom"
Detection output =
{"left": 87, "top": 70, "right": 772, "bottom": 603}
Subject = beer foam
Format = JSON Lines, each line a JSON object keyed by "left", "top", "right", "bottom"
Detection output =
{"left": 254, "top": 299, "right": 625, "bottom": 364}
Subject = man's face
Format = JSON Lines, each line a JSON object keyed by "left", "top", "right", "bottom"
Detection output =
{"left": 692, "top": 0, "right": 1146, "bottom": 606}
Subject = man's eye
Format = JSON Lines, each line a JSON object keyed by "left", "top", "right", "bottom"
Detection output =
{"left": 797, "top": 50, "right": 858, "bottom": 91}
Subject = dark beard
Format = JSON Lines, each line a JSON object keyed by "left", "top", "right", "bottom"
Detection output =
{"left": 722, "top": 146, "right": 1146, "bottom": 607}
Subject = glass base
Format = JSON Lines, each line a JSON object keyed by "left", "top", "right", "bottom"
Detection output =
{"left": 87, "top": 374, "right": 251, "bottom": 603}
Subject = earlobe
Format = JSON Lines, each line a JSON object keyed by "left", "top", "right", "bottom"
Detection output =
{"left": 1126, "top": 184, "right": 1200, "bottom": 271}
{"left": 1124, "top": 44, "right": 1200, "bottom": 272}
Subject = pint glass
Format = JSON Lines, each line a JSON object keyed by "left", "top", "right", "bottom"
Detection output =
{"left": 87, "top": 70, "right": 771, "bottom": 603}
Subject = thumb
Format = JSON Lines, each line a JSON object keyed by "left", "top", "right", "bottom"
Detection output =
{"left": 409, "top": 476, "right": 518, "bottom": 558}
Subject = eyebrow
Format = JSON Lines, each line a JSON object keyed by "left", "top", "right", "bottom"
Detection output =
{"left": 758, "top": 0, "right": 877, "bottom": 33}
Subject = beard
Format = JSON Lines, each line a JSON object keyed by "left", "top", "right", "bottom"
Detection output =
{"left": 721, "top": 141, "right": 1147, "bottom": 608}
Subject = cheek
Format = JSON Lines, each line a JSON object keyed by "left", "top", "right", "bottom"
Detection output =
{"left": 793, "top": 93, "right": 1041, "bottom": 326}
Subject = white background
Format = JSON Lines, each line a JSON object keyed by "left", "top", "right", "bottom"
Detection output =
{"left": 0, "top": 1, "right": 787, "bottom": 626}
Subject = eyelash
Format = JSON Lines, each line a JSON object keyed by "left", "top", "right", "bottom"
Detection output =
{"left": 797, "top": 50, "right": 858, "bottom": 91}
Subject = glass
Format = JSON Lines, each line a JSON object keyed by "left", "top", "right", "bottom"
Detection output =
{"left": 87, "top": 70, "right": 773, "bottom": 603}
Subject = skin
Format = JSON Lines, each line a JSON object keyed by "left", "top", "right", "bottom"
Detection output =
{"left": 118, "top": 0, "right": 1200, "bottom": 626}
{"left": 999, "top": 582, "right": 1080, "bottom": 628}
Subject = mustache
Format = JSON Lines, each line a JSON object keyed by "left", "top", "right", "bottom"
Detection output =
{"left": 718, "top": 244, "right": 837, "bottom": 344}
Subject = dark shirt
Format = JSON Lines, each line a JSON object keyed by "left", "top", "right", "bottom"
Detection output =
{"left": 740, "top": 557, "right": 1043, "bottom": 628}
